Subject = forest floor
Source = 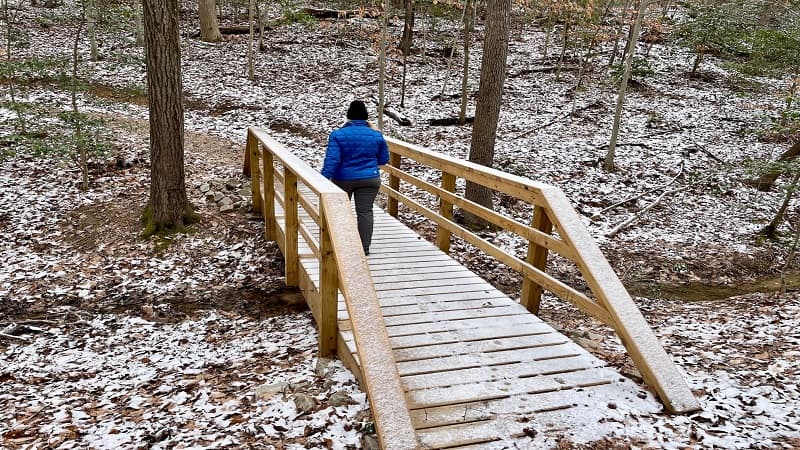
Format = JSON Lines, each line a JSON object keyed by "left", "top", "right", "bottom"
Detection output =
{"left": 2, "top": 1, "right": 800, "bottom": 449}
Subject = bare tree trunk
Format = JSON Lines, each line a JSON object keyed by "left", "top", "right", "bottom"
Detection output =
{"left": 142, "top": 0, "right": 195, "bottom": 235}
{"left": 199, "top": 0, "right": 222, "bottom": 42}
{"left": 378, "top": 2, "right": 388, "bottom": 131}
{"left": 4, "top": 0, "right": 24, "bottom": 134}
{"left": 603, "top": 0, "right": 647, "bottom": 172}
{"left": 259, "top": 4, "right": 265, "bottom": 50}
{"left": 247, "top": 0, "right": 254, "bottom": 80}
{"left": 543, "top": 25, "right": 552, "bottom": 60}
{"left": 71, "top": 11, "right": 87, "bottom": 191}
{"left": 661, "top": 0, "right": 671, "bottom": 19}
{"left": 459, "top": 0, "right": 473, "bottom": 124}
{"left": 464, "top": 0, "right": 512, "bottom": 223}
{"left": 86, "top": 0, "right": 98, "bottom": 61}
{"left": 575, "top": 0, "right": 613, "bottom": 91}
{"left": 440, "top": 33, "right": 459, "bottom": 98}
{"left": 399, "top": 0, "right": 414, "bottom": 107}
{"left": 135, "top": 0, "right": 144, "bottom": 46}
{"left": 555, "top": 17, "right": 571, "bottom": 80}
{"left": 399, "top": 0, "right": 414, "bottom": 56}
{"left": 691, "top": 37, "right": 705, "bottom": 75}
{"left": 608, "top": 0, "right": 633, "bottom": 68}
{"left": 763, "top": 170, "right": 800, "bottom": 238}
{"left": 781, "top": 77, "right": 798, "bottom": 127}
{"left": 779, "top": 213, "right": 800, "bottom": 293}
{"left": 755, "top": 140, "right": 800, "bottom": 191}
{"left": 255, "top": 0, "right": 264, "bottom": 50}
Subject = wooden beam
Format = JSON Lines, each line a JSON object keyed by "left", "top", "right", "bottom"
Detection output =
{"left": 247, "top": 131, "right": 261, "bottom": 212}
{"left": 436, "top": 171, "right": 456, "bottom": 252}
{"left": 540, "top": 189, "right": 700, "bottom": 413}
{"left": 387, "top": 152, "right": 401, "bottom": 217}
{"left": 381, "top": 185, "right": 614, "bottom": 327}
{"left": 318, "top": 203, "right": 338, "bottom": 356}
{"left": 262, "top": 150, "right": 275, "bottom": 240}
{"left": 299, "top": 221, "right": 320, "bottom": 259}
{"left": 321, "top": 193, "right": 419, "bottom": 449}
{"left": 520, "top": 206, "right": 553, "bottom": 314}
{"left": 284, "top": 168, "right": 299, "bottom": 287}
{"left": 298, "top": 191, "right": 320, "bottom": 224}
{"left": 385, "top": 137, "right": 553, "bottom": 206}
{"left": 380, "top": 164, "right": 575, "bottom": 260}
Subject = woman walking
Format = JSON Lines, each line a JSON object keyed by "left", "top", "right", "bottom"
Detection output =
{"left": 321, "top": 100, "right": 389, "bottom": 256}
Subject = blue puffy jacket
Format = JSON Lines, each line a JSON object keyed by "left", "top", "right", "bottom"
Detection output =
{"left": 322, "top": 120, "right": 389, "bottom": 181}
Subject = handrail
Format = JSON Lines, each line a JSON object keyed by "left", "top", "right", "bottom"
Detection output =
{"left": 382, "top": 136, "right": 700, "bottom": 414}
{"left": 246, "top": 128, "right": 419, "bottom": 449}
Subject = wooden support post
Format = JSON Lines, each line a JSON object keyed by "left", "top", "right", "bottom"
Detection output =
{"left": 436, "top": 171, "right": 457, "bottom": 252}
{"left": 318, "top": 204, "right": 338, "bottom": 356}
{"left": 520, "top": 206, "right": 553, "bottom": 314}
{"left": 387, "top": 152, "right": 401, "bottom": 217}
{"left": 284, "top": 169, "right": 299, "bottom": 287}
{"left": 262, "top": 151, "right": 275, "bottom": 241}
{"left": 247, "top": 131, "right": 261, "bottom": 212}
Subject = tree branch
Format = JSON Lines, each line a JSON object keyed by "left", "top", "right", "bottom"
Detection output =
{"left": 595, "top": 161, "right": 684, "bottom": 216}
{"left": 606, "top": 184, "right": 691, "bottom": 237}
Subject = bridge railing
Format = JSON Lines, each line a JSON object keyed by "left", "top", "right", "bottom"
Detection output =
{"left": 381, "top": 137, "right": 700, "bottom": 414}
{"left": 245, "top": 128, "right": 418, "bottom": 449}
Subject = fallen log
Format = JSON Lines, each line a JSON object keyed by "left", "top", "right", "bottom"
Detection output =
{"left": 0, "top": 331, "right": 30, "bottom": 343}
{"left": 752, "top": 140, "right": 800, "bottom": 191}
{"left": 509, "top": 65, "right": 579, "bottom": 77}
{"left": 368, "top": 97, "right": 412, "bottom": 126}
{"left": 429, "top": 117, "right": 475, "bottom": 126}
{"left": 301, "top": 7, "right": 381, "bottom": 19}
{"left": 219, "top": 25, "right": 251, "bottom": 35}
{"left": 384, "top": 106, "right": 412, "bottom": 126}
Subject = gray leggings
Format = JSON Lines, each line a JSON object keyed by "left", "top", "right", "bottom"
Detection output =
{"left": 334, "top": 177, "right": 381, "bottom": 253}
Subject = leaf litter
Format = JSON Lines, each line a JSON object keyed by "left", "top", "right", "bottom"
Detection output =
{"left": 1, "top": 0, "right": 799, "bottom": 448}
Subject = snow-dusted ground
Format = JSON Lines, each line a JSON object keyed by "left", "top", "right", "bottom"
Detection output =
{"left": 2, "top": 1, "right": 799, "bottom": 448}
{"left": 2, "top": 311, "right": 369, "bottom": 449}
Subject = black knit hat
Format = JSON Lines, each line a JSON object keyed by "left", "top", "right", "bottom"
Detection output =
{"left": 346, "top": 100, "right": 369, "bottom": 120}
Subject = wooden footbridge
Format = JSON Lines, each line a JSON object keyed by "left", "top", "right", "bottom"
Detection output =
{"left": 244, "top": 128, "right": 700, "bottom": 449}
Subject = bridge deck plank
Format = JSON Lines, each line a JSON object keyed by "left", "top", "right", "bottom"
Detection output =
{"left": 275, "top": 204, "right": 657, "bottom": 447}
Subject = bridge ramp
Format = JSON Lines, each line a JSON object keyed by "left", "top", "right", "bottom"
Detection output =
{"left": 292, "top": 205, "right": 659, "bottom": 448}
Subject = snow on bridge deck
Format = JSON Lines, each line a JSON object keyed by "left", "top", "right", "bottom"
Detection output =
{"left": 279, "top": 200, "right": 659, "bottom": 448}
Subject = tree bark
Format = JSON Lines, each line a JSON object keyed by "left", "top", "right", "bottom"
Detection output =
{"left": 763, "top": 170, "right": 800, "bottom": 238}
{"left": 86, "top": 0, "right": 97, "bottom": 61}
{"left": 555, "top": 17, "right": 571, "bottom": 80}
{"left": 135, "top": 1, "right": 144, "bottom": 46}
{"left": 199, "top": 0, "right": 222, "bottom": 42}
{"left": 399, "top": 0, "right": 414, "bottom": 57}
{"left": 301, "top": 7, "right": 381, "bottom": 19}
{"left": 608, "top": 0, "right": 633, "bottom": 68}
{"left": 247, "top": 0, "right": 254, "bottom": 80}
{"left": 755, "top": 140, "right": 800, "bottom": 191}
{"left": 464, "top": 0, "right": 511, "bottom": 223}
{"left": 459, "top": 0, "right": 473, "bottom": 124}
{"left": 399, "top": 0, "right": 414, "bottom": 107}
{"left": 378, "top": 2, "right": 388, "bottom": 131}
{"left": 72, "top": 11, "right": 87, "bottom": 191}
{"left": 142, "top": 0, "right": 194, "bottom": 235}
{"left": 603, "top": 0, "right": 647, "bottom": 172}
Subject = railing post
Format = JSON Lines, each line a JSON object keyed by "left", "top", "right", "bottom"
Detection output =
{"left": 247, "top": 131, "right": 262, "bottom": 212}
{"left": 262, "top": 151, "right": 275, "bottom": 241}
{"left": 284, "top": 168, "right": 299, "bottom": 287}
{"left": 387, "top": 152, "right": 401, "bottom": 217}
{"left": 436, "top": 171, "right": 457, "bottom": 252}
{"left": 520, "top": 205, "right": 553, "bottom": 314}
{"left": 318, "top": 200, "right": 339, "bottom": 356}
